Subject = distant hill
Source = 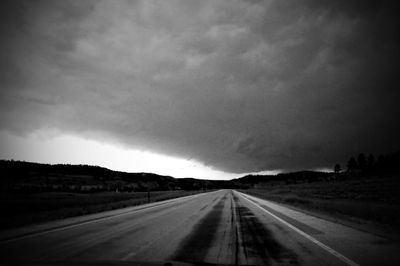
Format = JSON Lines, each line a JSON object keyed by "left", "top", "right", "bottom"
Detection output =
{"left": 234, "top": 170, "right": 332, "bottom": 186}
{"left": 1, "top": 160, "right": 334, "bottom": 193}
{"left": 3, "top": 152, "right": 397, "bottom": 193}
{"left": 0, "top": 160, "right": 216, "bottom": 192}
{"left": 0, "top": 159, "right": 250, "bottom": 192}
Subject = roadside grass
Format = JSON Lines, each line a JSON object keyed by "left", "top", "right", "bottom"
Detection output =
{"left": 0, "top": 190, "right": 205, "bottom": 229}
{"left": 240, "top": 176, "right": 400, "bottom": 226}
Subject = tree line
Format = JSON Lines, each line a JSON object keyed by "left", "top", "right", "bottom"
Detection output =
{"left": 335, "top": 151, "right": 400, "bottom": 176}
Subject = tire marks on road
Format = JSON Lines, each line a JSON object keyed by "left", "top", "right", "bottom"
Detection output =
{"left": 171, "top": 193, "right": 226, "bottom": 263}
{"left": 172, "top": 191, "right": 299, "bottom": 265}
{"left": 233, "top": 193, "right": 299, "bottom": 265}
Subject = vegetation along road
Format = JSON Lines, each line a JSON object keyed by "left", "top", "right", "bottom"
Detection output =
{"left": 1, "top": 190, "right": 399, "bottom": 265}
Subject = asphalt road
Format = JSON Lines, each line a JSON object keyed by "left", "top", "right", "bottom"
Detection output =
{"left": 0, "top": 190, "right": 399, "bottom": 266}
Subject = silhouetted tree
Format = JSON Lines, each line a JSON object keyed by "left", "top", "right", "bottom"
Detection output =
{"left": 367, "top": 154, "right": 375, "bottom": 167}
{"left": 367, "top": 154, "right": 375, "bottom": 173}
{"left": 334, "top": 163, "right": 341, "bottom": 174}
{"left": 347, "top": 157, "right": 357, "bottom": 172}
{"left": 357, "top": 153, "right": 366, "bottom": 172}
{"left": 376, "top": 155, "right": 385, "bottom": 171}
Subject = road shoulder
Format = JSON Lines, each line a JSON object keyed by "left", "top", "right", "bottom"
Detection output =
{"left": 237, "top": 190, "right": 400, "bottom": 241}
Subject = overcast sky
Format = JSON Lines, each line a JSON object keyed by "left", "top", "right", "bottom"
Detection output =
{"left": 0, "top": 0, "right": 399, "bottom": 179}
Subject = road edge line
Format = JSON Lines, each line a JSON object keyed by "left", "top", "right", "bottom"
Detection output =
{"left": 236, "top": 191, "right": 360, "bottom": 266}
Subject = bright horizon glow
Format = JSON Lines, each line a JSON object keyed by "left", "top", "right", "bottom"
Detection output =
{"left": 312, "top": 167, "right": 333, "bottom": 173}
{"left": 0, "top": 130, "right": 245, "bottom": 180}
{"left": 245, "top": 170, "right": 283, "bottom": 176}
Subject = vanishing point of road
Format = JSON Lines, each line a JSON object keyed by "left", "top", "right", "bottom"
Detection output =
{"left": 1, "top": 190, "right": 399, "bottom": 265}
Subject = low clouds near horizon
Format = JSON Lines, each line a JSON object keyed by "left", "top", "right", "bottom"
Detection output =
{"left": 1, "top": 0, "right": 399, "bottom": 174}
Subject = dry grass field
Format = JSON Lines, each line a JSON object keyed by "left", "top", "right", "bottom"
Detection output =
{"left": 0, "top": 190, "right": 205, "bottom": 229}
{"left": 241, "top": 176, "right": 400, "bottom": 227}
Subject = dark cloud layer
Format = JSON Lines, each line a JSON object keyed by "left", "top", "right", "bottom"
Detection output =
{"left": 1, "top": 0, "right": 399, "bottom": 173}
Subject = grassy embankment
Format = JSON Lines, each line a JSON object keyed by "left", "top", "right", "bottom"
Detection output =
{"left": 0, "top": 190, "right": 205, "bottom": 229}
{"left": 241, "top": 176, "right": 400, "bottom": 227}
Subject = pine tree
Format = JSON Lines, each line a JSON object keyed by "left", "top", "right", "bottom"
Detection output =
{"left": 347, "top": 157, "right": 357, "bottom": 172}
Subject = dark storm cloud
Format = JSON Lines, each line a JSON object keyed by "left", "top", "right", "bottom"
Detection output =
{"left": 1, "top": 0, "right": 399, "bottom": 173}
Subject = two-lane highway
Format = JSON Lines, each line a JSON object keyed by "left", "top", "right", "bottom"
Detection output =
{"left": 1, "top": 190, "right": 399, "bottom": 265}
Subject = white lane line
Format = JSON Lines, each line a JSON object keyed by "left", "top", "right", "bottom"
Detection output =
{"left": 236, "top": 192, "right": 360, "bottom": 266}
{"left": 0, "top": 191, "right": 219, "bottom": 244}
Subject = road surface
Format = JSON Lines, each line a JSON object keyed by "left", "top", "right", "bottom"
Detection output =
{"left": 0, "top": 190, "right": 399, "bottom": 265}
